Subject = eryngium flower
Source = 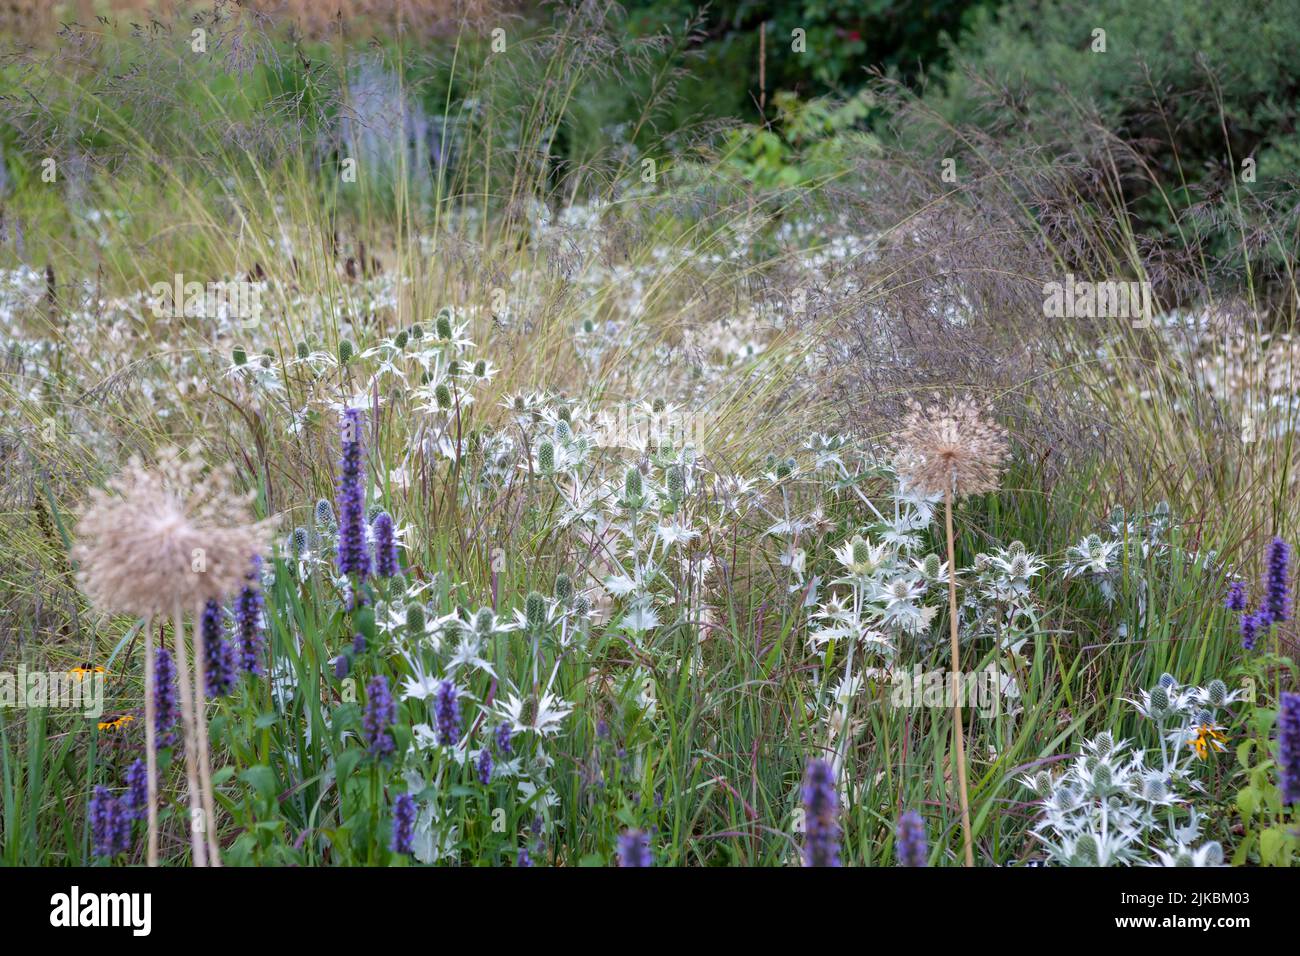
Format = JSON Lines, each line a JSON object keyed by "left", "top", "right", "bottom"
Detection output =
{"left": 617, "top": 828, "right": 652, "bottom": 867}
{"left": 364, "top": 676, "right": 397, "bottom": 758}
{"left": 233, "top": 564, "right": 266, "bottom": 675}
{"left": 89, "top": 786, "right": 131, "bottom": 858}
{"left": 201, "top": 599, "right": 236, "bottom": 697}
{"left": 390, "top": 793, "right": 416, "bottom": 854}
{"left": 434, "top": 680, "right": 461, "bottom": 746}
{"left": 73, "top": 447, "right": 275, "bottom": 617}
{"left": 801, "top": 758, "right": 841, "bottom": 867}
{"left": 1278, "top": 692, "right": 1300, "bottom": 805}
{"left": 372, "top": 512, "right": 399, "bottom": 577}
{"left": 335, "top": 408, "right": 371, "bottom": 580}
{"left": 154, "top": 644, "right": 180, "bottom": 749}
{"left": 894, "top": 396, "right": 1008, "bottom": 498}
{"left": 1264, "top": 537, "right": 1291, "bottom": 626}
{"left": 895, "top": 810, "right": 927, "bottom": 867}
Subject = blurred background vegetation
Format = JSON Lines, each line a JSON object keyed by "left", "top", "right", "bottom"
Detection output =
{"left": 1, "top": 0, "right": 1295, "bottom": 275}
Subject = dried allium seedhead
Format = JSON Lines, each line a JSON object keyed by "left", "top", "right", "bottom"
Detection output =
{"left": 74, "top": 447, "right": 275, "bottom": 617}
{"left": 894, "top": 396, "right": 1008, "bottom": 498}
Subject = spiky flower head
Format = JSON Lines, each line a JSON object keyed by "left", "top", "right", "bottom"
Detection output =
{"left": 73, "top": 447, "right": 275, "bottom": 617}
{"left": 895, "top": 810, "right": 927, "bottom": 867}
{"left": 554, "top": 573, "right": 574, "bottom": 605}
{"left": 894, "top": 396, "right": 1008, "bottom": 498}
{"left": 525, "top": 591, "right": 547, "bottom": 632}
{"left": 337, "top": 339, "right": 354, "bottom": 364}
{"left": 314, "top": 499, "right": 336, "bottom": 530}
{"left": 537, "top": 440, "right": 555, "bottom": 473}
{"left": 624, "top": 466, "right": 643, "bottom": 505}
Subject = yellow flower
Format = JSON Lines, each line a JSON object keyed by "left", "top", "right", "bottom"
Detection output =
{"left": 96, "top": 714, "right": 135, "bottom": 732}
{"left": 1189, "top": 723, "right": 1227, "bottom": 760}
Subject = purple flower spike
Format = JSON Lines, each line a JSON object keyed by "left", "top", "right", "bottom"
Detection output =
{"left": 1224, "top": 579, "right": 1247, "bottom": 612}
{"left": 616, "top": 828, "right": 652, "bottom": 867}
{"left": 434, "top": 680, "right": 461, "bottom": 747}
{"left": 363, "top": 676, "right": 397, "bottom": 759}
{"left": 336, "top": 408, "right": 371, "bottom": 581}
{"left": 895, "top": 810, "right": 927, "bottom": 867}
{"left": 1264, "top": 537, "right": 1291, "bottom": 626}
{"left": 201, "top": 599, "right": 236, "bottom": 697}
{"left": 801, "top": 758, "right": 841, "bottom": 867}
{"left": 390, "top": 793, "right": 417, "bottom": 854}
{"left": 1278, "top": 692, "right": 1300, "bottom": 806}
{"left": 153, "top": 644, "right": 180, "bottom": 750}
{"left": 372, "top": 512, "right": 399, "bottom": 577}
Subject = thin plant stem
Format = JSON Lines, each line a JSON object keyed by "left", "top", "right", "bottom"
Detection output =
{"left": 171, "top": 604, "right": 207, "bottom": 867}
{"left": 944, "top": 485, "right": 975, "bottom": 867}
{"left": 192, "top": 600, "right": 222, "bottom": 866}
{"left": 143, "top": 616, "right": 159, "bottom": 866}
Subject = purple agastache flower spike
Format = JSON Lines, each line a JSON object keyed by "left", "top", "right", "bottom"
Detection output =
{"left": 895, "top": 810, "right": 927, "bottom": 866}
{"left": 434, "top": 680, "right": 460, "bottom": 746}
{"left": 201, "top": 599, "right": 236, "bottom": 697}
{"left": 233, "top": 560, "right": 266, "bottom": 676}
{"left": 372, "top": 511, "right": 399, "bottom": 577}
{"left": 390, "top": 793, "right": 416, "bottom": 854}
{"left": 363, "top": 676, "right": 396, "bottom": 759}
{"left": 1224, "top": 579, "right": 1247, "bottom": 612}
{"left": 1278, "top": 692, "right": 1300, "bottom": 806}
{"left": 616, "top": 828, "right": 652, "bottom": 867}
{"left": 1264, "top": 537, "right": 1291, "bottom": 626}
{"left": 516, "top": 847, "right": 532, "bottom": 867}
{"left": 89, "top": 786, "right": 130, "bottom": 858}
{"left": 1241, "top": 611, "right": 1261, "bottom": 651}
{"left": 153, "top": 644, "right": 180, "bottom": 749}
{"left": 477, "top": 748, "right": 493, "bottom": 784}
{"left": 336, "top": 408, "right": 371, "bottom": 580}
{"left": 124, "top": 759, "right": 148, "bottom": 822}
{"left": 495, "top": 722, "right": 513, "bottom": 755}
{"left": 801, "top": 758, "right": 841, "bottom": 867}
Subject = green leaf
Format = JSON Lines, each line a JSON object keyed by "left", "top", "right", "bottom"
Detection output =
{"left": 239, "top": 764, "right": 279, "bottom": 802}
